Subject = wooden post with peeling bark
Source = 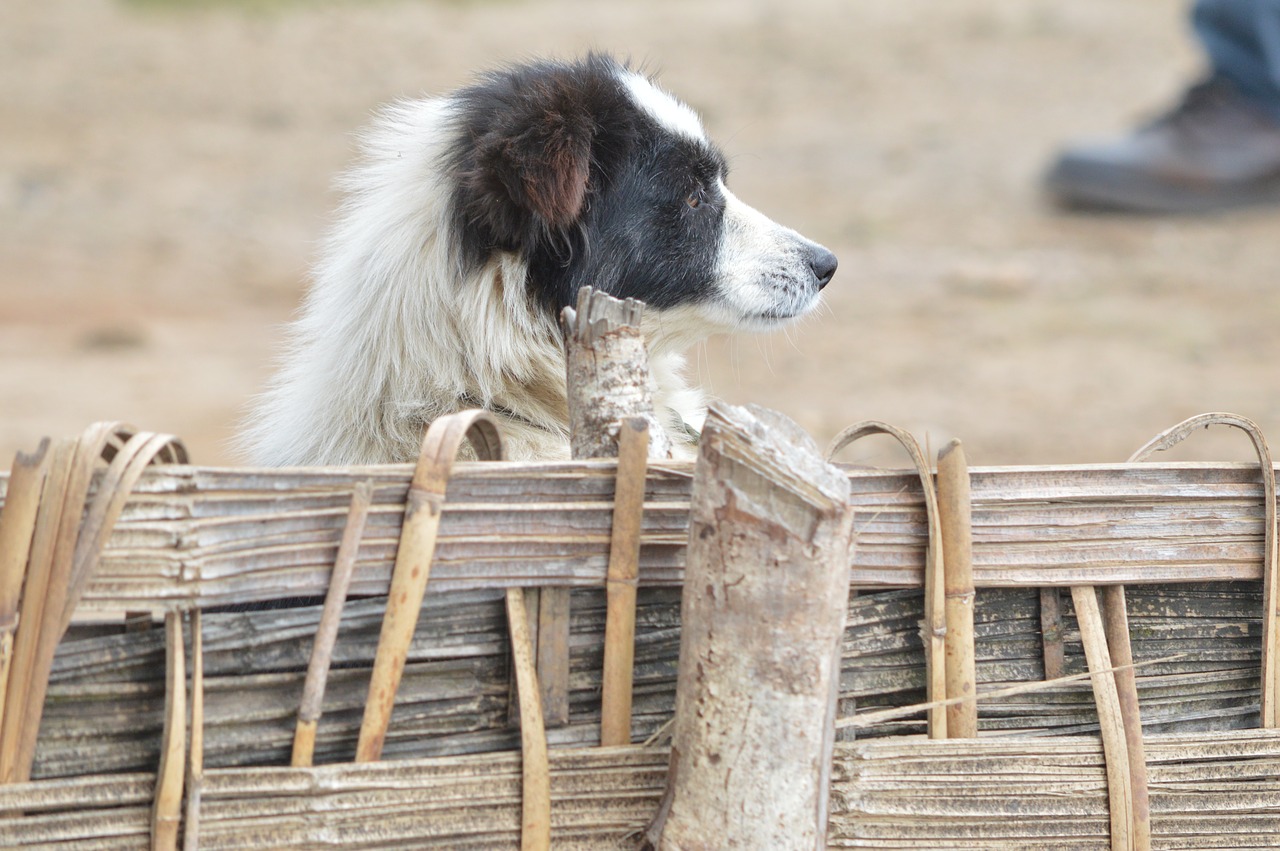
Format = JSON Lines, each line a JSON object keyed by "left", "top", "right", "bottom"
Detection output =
{"left": 562, "top": 286, "right": 672, "bottom": 461}
{"left": 648, "top": 402, "right": 852, "bottom": 851}
{"left": 526, "top": 287, "right": 672, "bottom": 730}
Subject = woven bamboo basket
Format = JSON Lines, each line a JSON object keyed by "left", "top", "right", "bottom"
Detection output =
{"left": 1, "top": 407, "right": 1279, "bottom": 849}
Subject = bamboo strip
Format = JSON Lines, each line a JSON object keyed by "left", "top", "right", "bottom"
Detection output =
{"left": 0, "top": 441, "right": 50, "bottom": 742}
{"left": 829, "top": 421, "right": 947, "bottom": 739}
{"left": 13, "top": 425, "right": 119, "bottom": 780}
{"left": 185, "top": 610, "right": 203, "bottom": 851}
{"left": 58, "top": 429, "right": 187, "bottom": 633}
{"left": 1040, "top": 588, "right": 1065, "bottom": 680}
{"left": 535, "top": 590, "right": 570, "bottom": 727}
{"left": 505, "top": 588, "right": 551, "bottom": 851}
{"left": 1101, "top": 586, "right": 1151, "bottom": 850}
{"left": 938, "top": 440, "right": 977, "bottom": 738}
{"left": 1071, "top": 585, "right": 1134, "bottom": 851}
{"left": 10, "top": 426, "right": 184, "bottom": 783}
{"left": 356, "top": 412, "right": 502, "bottom": 762}
{"left": 0, "top": 438, "right": 74, "bottom": 784}
{"left": 151, "top": 612, "right": 186, "bottom": 851}
{"left": 292, "top": 482, "right": 373, "bottom": 767}
{"left": 600, "top": 419, "right": 648, "bottom": 747}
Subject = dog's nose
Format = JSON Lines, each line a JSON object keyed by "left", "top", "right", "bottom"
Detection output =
{"left": 809, "top": 246, "right": 838, "bottom": 290}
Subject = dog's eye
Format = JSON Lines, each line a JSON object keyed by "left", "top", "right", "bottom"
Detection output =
{"left": 686, "top": 189, "right": 705, "bottom": 209}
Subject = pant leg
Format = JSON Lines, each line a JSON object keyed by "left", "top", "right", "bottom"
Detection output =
{"left": 1193, "top": 0, "right": 1280, "bottom": 121}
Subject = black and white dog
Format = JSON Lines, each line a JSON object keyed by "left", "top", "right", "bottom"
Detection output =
{"left": 243, "top": 54, "right": 836, "bottom": 465}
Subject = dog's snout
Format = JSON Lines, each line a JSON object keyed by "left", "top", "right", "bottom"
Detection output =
{"left": 809, "top": 245, "right": 838, "bottom": 290}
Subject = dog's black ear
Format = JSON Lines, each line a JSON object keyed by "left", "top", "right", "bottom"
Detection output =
{"left": 459, "top": 68, "right": 606, "bottom": 248}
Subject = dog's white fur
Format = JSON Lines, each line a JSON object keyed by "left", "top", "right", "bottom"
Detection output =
{"left": 242, "top": 66, "right": 826, "bottom": 466}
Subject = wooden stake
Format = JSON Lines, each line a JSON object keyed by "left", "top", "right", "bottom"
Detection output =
{"left": 562, "top": 287, "right": 672, "bottom": 462}
{"left": 654, "top": 403, "right": 851, "bottom": 850}
{"left": 600, "top": 418, "right": 649, "bottom": 747}
{"left": 937, "top": 440, "right": 977, "bottom": 738}
{"left": 559, "top": 286, "right": 673, "bottom": 731}
{"left": 292, "top": 482, "right": 374, "bottom": 767}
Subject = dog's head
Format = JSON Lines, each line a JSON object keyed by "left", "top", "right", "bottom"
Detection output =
{"left": 447, "top": 54, "right": 836, "bottom": 338}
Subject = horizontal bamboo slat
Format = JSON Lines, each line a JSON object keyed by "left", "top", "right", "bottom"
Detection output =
{"left": 10, "top": 732, "right": 1280, "bottom": 850}
{"left": 2, "top": 461, "right": 1278, "bottom": 615}
{"left": 24, "top": 580, "right": 1266, "bottom": 778}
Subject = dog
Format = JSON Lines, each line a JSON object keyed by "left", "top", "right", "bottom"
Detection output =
{"left": 241, "top": 54, "right": 836, "bottom": 465}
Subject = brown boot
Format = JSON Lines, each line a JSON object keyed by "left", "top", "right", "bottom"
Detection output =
{"left": 1044, "top": 78, "right": 1280, "bottom": 213}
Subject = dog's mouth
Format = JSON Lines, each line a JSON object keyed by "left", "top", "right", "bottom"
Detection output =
{"left": 739, "top": 301, "right": 817, "bottom": 330}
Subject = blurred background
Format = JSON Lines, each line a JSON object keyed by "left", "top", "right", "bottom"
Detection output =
{"left": 4, "top": 0, "right": 1278, "bottom": 467}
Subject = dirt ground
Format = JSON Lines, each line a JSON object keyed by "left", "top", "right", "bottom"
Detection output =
{"left": 4, "top": 0, "right": 1278, "bottom": 468}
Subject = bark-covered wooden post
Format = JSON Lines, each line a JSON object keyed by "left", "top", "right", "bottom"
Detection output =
{"left": 562, "top": 286, "right": 672, "bottom": 461}
{"left": 533, "top": 287, "right": 671, "bottom": 730}
{"left": 649, "top": 402, "right": 852, "bottom": 851}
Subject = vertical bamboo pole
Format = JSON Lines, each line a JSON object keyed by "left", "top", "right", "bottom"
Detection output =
{"left": 152, "top": 611, "right": 187, "bottom": 851}
{"left": 937, "top": 440, "right": 977, "bottom": 738}
{"left": 652, "top": 403, "right": 852, "bottom": 851}
{"left": 184, "top": 610, "right": 203, "bottom": 851}
{"left": 505, "top": 589, "right": 551, "bottom": 851}
{"left": 1039, "top": 588, "right": 1066, "bottom": 680}
{"left": 599, "top": 419, "right": 650, "bottom": 747}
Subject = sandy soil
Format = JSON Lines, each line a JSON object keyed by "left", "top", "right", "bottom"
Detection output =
{"left": 4, "top": 0, "right": 1279, "bottom": 468}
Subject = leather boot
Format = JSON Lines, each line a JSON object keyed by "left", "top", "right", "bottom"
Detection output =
{"left": 1044, "top": 78, "right": 1280, "bottom": 213}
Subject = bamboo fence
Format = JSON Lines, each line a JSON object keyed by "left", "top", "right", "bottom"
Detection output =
{"left": 2, "top": 411, "right": 1280, "bottom": 847}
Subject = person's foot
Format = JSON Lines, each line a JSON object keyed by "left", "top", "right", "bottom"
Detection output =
{"left": 1044, "top": 78, "right": 1280, "bottom": 213}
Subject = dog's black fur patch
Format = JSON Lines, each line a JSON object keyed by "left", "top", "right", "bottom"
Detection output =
{"left": 448, "top": 54, "right": 729, "bottom": 314}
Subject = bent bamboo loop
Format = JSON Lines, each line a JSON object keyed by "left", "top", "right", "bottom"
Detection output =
{"left": 353, "top": 411, "right": 550, "bottom": 850}
{"left": 1129, "top": 412, "right": 1278, "bottom": 727}
{"left": 0, "top": 423, "right": 185, "bottom": 785}
{"left": 356, "top": 410, "right": 504, "bottom": 762}
{"left": 827, "top": 421, "right": 947, "bottom": 739}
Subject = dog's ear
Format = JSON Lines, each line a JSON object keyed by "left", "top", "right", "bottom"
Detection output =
{"left": 462, "top": 75, "right": 598, "bottom": 246}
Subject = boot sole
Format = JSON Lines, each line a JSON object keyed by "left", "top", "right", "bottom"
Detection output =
{"left": 1044, "top": 161, "right": 1280, "bottom": 214}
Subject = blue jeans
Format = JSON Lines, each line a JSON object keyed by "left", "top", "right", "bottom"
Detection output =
{"left": 1194, "top": 0, "right": 1280, "bottom": 121}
